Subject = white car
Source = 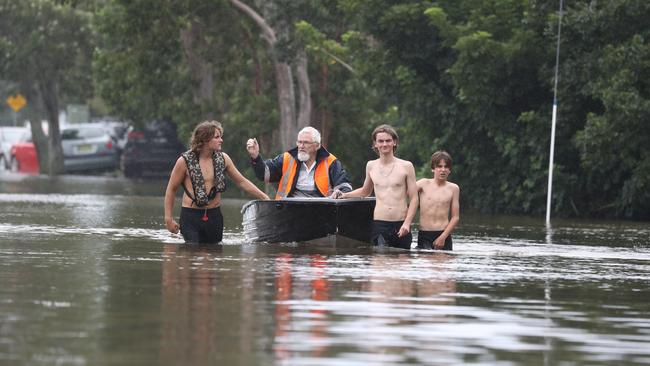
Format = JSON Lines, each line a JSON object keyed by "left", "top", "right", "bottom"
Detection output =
{"left": 0, "top": 126, "right": 28, "bottom": 170}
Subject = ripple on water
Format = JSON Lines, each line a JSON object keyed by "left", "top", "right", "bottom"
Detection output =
{"left": 3, "top": 191, "right": 650, "bottom": 365}
{"left": 0, "top": 223, "right": 184, "bottom": 244}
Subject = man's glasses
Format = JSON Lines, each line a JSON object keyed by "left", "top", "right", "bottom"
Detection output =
{"left": 296, "top": 140, "right": 316, "bottom": 146}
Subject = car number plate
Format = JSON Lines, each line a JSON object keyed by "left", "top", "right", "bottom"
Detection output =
{"left": 75, "top": 144, "right": 95, "bottom": 154}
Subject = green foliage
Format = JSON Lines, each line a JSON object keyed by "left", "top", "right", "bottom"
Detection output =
{"left": 0, "top": 0, "right": 94, "bottom": 104}
{"left": 332, "top": 0, "right": 650, "bottom": 219}
{"left": 1, "top": 0, "right": 95, "bottom": 174}
{"left": 574, "top": 34, "right": 650, "bottom": 218}
{"left": 92, "top": 0, "right": 278, "bottom": 170}
{"left": 93, "top": 0, "right": 188, "bottom": 126}
{"left": 7, "top": 0, "right": 647, "bottom": 218}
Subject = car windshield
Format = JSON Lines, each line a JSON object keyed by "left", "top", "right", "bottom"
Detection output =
{"left": 62, "top": 127, "right": 105, "bottom": 140}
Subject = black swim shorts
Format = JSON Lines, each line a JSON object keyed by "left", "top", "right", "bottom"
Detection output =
{"left": 417, "top": 230, "right": 452, "bottom": 250}
{"left": 179, "top": 206, "right": 224, "bottom": 244}
{"left": 371, "top": 220, "right": 412, "bottom": 250}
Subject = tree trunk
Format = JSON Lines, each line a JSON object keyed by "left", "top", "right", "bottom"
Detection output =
{"left": 22, "top": 89, "right": 48, "bottom": 174}
{"left": 29, "top": 119, "right": 49, "bottom": 175}
{"left": 319, "top": 63, "right": 331, "bottom": 148}
{"left": 180, "top": 19, "right": 215, "bottom": 120}
{"left": 39, "top": 81, "right": 64, "bottom": 175}
{"left": 295, "top": 50, "right": 312, "bottom": 130}
{"left": 274, "top": 61, "right": 297, "bottom": 149}
{"left": 230, "top": 0, "right": 313, "bottom": 151}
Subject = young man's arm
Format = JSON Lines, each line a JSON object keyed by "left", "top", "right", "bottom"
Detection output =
{"left": 223, "top": 153, "right": 270, "bottom": 200}
{"left": 398, "top": 162, "right": 419, "bottom": 237}
{"left": 433, "top": 184, "right": 460, "bottom": 249}
{"left": 164, "top": 157, "right": 186, "bottom": 234}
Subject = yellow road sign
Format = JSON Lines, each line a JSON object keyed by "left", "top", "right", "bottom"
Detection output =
{"left": 7, "top": 94, "right": 27, "bottom": 112}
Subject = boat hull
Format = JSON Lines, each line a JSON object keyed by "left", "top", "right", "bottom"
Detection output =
{"left": 241, "top": 197, "right": 376, "bottom": 243}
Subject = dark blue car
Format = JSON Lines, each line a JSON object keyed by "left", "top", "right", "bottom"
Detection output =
{"left": 121, "top": 120, "right": 186, "bottom": 178}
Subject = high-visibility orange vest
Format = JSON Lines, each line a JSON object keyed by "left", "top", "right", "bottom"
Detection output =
{"left": 275, "top": 152, "right": 337, "bottom": 199}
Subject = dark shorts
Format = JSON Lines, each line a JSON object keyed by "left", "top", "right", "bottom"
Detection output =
{"left": 371, "top": 220, "right": 412, "bottom": 250}
{"left": 179, "top": 206, "right": 224, "bottom": 244}
{"left": 417, "top": 230, "right": 453, "bottom": 251}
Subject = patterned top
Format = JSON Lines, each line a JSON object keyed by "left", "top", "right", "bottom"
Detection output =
{"left": 181, "top": 150, "right": 226, "bottom": 207}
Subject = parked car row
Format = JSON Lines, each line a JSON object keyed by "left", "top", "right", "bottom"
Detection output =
{"left": 0, "top": 120, "right": 186, "bottom": 178}
{"left": 6, "top": 125, "right": 118, "bottom": 174}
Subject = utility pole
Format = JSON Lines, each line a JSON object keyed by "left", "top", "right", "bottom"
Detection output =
{"left": 546, "top": 0, "right": 564, "bottom": 225}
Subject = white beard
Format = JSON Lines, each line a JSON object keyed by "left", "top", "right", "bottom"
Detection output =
{"left": 297, "top": 151, "right": 310, "bottom": 162}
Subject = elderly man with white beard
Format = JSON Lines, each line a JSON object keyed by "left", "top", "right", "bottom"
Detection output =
{"left": 246, "top": 126, "right": 352, "bottom": 199}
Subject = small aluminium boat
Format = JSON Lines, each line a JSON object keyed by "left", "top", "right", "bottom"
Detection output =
{"left": 241, "top": 197, "right": 376, "bottom": 243}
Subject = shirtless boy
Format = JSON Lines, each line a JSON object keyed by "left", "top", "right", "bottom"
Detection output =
{"left": 335, "top": 124, "right": 418, "bottom": 249}
{"left": 416, "top": 151, "right": 459, "bottom": 250}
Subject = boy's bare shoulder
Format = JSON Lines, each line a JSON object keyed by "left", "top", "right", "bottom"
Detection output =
{"left": 416, "top": 177, "right": 432, "bottom": 187}
{"left": 416, "top": 178, "right": 429, "bottom": 192}
{"left": 447, "top": 181, "right": 460, "bottom": 192}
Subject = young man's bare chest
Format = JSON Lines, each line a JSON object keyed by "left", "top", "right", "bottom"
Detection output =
{"left": 199, "top": 159, "right": 215, "bottom": 185}
{"left": 370, "top": 162, "right": 406, "bottom": 190}
{"left": 420, "top": 185, "right": 452, "bottom": 215}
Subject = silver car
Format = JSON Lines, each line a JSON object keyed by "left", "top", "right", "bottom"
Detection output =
{"left": 0, "top": 126, "right": 28, "bottom": 170}
{"left": 61, "top": 125, "right": 119, "bottom": 173}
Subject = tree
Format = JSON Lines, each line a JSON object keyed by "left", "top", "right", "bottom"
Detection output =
{"left": 336, "top": 0, "right": 650, "bottom": 219}
{"left": 93, "top": 0, "right": 282, "bottom": 178}
{"left": 87, "top": 0, "right": 650, "bottom": 218}
{"left": 0, "top": 0, "right": 94, "bottom": 174}
{"left": 566, "top": 1, "right": 650, "bottom": 218}
{"left": 229, "top": 0, "right": 313, "bottom": 150}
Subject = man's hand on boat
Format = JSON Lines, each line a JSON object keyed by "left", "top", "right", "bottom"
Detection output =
{"left": 330, "top": 189, "right": 344, "bottom": 199}
{"left": 246, "top": 138, "right": 259, "bottom": 159}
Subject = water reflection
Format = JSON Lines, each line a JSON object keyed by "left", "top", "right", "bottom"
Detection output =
{"left": 2, "top": 175, "right": 650, "bottom": 365}
{"left": 545, "top": 222, "right": 554, "bottom": 245}
{"left": 274, "top": 253, "right": 292, "bottom": 360}
{"left": 160, "top": 244, "right": 223, "bottom": 365}
{"left": 267, "top": 251, "right": 462, "bottom": 364}
{"left": 364, "top": 253, "right": 456, "bottom": 304}
{"left": 271, "top": 253, "right": 335, "bottom": 361}
{"left": 360, "top": 254, "right": 458, "bottom": 364}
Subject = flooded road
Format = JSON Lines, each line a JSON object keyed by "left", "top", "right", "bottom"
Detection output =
{"left": 1, "top": 173, "right": 649, "bottom": 365}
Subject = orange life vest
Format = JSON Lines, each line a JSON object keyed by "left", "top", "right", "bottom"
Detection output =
{"left": 275, "top": 152, "right": 337, "bottom": 199}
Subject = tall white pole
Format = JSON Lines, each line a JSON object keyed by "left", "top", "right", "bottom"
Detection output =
{"left": 546, "top": 0, "right": 564, "bottom": 225}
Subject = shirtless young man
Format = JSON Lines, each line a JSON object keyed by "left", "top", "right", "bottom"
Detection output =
{"left": 336, "top": 124, "right": 418, "bottom": 249}
{"left": 416, "top": 151, "right": 460, "bottom": 250}
{"left": 164, "top": 121, "right": 269, "bottom": 244}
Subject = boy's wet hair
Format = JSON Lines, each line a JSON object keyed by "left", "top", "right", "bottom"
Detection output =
{"left": 431, "top": 150, "right": 452, "bottom": 170}
{"left": 190, "top": 120, "right": 223, "bottom": 153}
{"left": 371, "top": 124, "right": 399, "bottom": 153}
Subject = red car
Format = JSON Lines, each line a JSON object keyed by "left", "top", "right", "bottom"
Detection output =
{"left": 9, "top": 131, "right": 40, "bottom": 174}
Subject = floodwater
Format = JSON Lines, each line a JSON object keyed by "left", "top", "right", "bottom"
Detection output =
{"left": 1, "top": 173, "right": 649, "bottom": 366}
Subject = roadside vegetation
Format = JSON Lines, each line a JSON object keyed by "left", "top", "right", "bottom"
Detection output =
{"left": 1, "top": 0, "right": 648, "bottom": 219}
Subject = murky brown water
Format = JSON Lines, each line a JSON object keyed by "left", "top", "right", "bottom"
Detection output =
{"left": 1, "top": 173, "right": 649, "bottom": 365}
